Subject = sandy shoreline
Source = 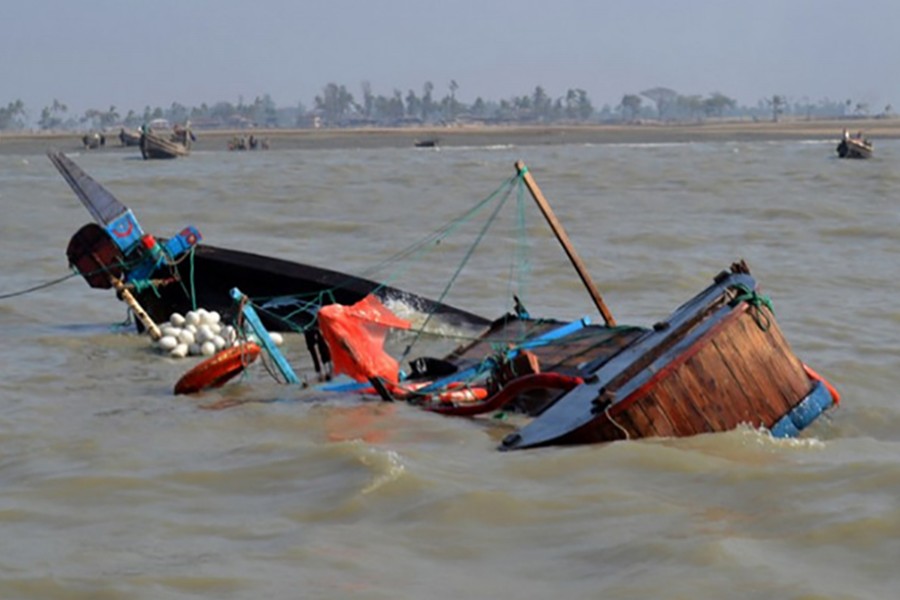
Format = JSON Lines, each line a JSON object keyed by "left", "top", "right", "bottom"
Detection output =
{"left": 2, "top": 118, "right": 898, "bottom": 153}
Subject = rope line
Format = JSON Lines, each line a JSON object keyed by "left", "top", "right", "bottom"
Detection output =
{"left": 398, "top": 178, "right": 517, "bottom": 365}
{"left": 729, "top": 283, "right": 773, "bottom": 331}
{"left": 0, "top": 271, "right": 81, "bottom": 299}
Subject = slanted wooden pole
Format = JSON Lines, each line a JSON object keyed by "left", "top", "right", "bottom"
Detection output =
{"left": 110, "top": 275, "right": 162, "bottom": 340}
{"left": 515, "top": 161, "right": 616, "bottom": 327}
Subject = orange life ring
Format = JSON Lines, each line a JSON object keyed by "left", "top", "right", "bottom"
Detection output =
{"left": 426, "top": 372, "right": 584, "bottom": 416}
{"left": 373, "top": 380, "right": 488, "bottom": 404}
{"left": 802, "top": 363, "right": 840, "bottom": 405}
{"left": 426, "top": 386, "right": 489, "bottom": 404}
{"left": 174, "top": 342, "right": 261, "bottom": 395}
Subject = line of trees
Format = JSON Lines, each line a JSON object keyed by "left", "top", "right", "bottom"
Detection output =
{"left": 1, "top": 82, "right": 894, "bottom": 132}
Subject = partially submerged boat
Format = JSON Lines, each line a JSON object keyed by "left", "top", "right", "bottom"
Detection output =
{"left": 837, "top": 129, "right": 873, "bottom": 159}
{"left": 182, "top": 162, "right": 838, "bottom": 449}
{"left": 51, "top": 150, "right": 838, "bottom": 449}
{"left": 337, "top": 261, "right": 836, "bottom": 450}
{"left": 48, "top": 149, "right": 489, "bottom": 335}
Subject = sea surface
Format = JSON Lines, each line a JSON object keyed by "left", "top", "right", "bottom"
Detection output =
{"left": 1, "top": 135, "right": 898, "bottom": 599}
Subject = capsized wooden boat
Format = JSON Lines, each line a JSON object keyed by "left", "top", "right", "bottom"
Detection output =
{"left": 51, "top": 149, "right": 837, "bottom": 448}
{"left": 48, "top": 150, "right": 490, "bottom": 338}
{"left": 837, "top": 129, "right": 873, "bottom": 158}
{"left": 231, "top": 161, "right": 839, "bottom": 449}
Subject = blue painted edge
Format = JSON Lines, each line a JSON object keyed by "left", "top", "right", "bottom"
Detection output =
{"left": 318, "top": 378, "right": 369, "bottom": 393}
{"left": 105, "top": 209, "right": 144, "bottom": 254}
{"left": 769, "top": 380, "right": 834, "bottom": 438}
{"left": 230, "top": 287, "right": 301, "bottom": 385}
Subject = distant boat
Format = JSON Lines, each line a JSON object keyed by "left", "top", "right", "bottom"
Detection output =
{"left": 837, "top": 129, "right": 873, "bottom": 159}
{"left": 414, "top": 138, "right": 438, "bottom": 148}
{"left": 139, "top": 123, "right": 194, "bottom": 159}
{"left": 81, "top": 132, "right": 106, "bottom": 150}
{"left": 118, "top": 128, "right": 141, "bottom": 147}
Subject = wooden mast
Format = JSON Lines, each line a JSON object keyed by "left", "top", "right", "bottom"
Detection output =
{"left": 515, "top": 161, "right": 616, "bottom": 327}
{"left": 110, "top": 275, "right": 163, "bottom": 340}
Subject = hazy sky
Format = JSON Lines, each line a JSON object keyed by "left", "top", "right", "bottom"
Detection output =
{"left": 6, "top": 0, "right": 900, "bottom": 118}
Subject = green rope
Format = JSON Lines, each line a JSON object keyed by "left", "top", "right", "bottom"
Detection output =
{"left": 357, "top": 174, "right": 519, "bottom": 294}
{"left": 238, "top": 175, "right": 521, "bottom": 334}
{"left": 398, "top": 179, "right": 517, "bottom": 365}
{"left": 129, "top": 279, "right": 157, "bottom": 295}
{"left": 236, "top": 175, "right": 523, "bottom": 360}
{"left": 500, "top": 176, "right": 533, "bottom": 335}
{"left": 729, "top": 283, "right": 773, "bottom": 330}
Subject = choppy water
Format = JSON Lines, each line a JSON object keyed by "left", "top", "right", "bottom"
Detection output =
{"left": 1, "top": 136, "right": 899, "bottom": 599}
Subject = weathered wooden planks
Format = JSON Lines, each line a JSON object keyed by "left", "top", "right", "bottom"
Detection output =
{"left": 602, "top": 303, "right": 814, "bottom": 440}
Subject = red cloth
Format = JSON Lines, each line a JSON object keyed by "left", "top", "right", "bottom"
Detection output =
{"left": 317, "top": 295, "right": 411, "bottom": 384}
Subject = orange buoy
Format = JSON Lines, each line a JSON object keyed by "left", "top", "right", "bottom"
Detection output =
{"left": 802, "top": 363, "right": 841, "bottom": 405}
{"left": 426, "top": 372, "right": 584, "bottom": 416}
{"left": 174, "top": 342, "right": 261, "bottom": 395}
{"left": 427, "top": 386, "right": 490, "bottom": 404}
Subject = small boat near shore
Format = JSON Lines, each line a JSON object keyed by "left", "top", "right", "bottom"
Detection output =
{"left": 81, "top": 132, "right": 106, "bottom": 149}
{"left": 140, "top": 130, "right": 190, "bottom": 159}
{"left": 118, "top": 128, "right": 141, "bottom": 147}
{"left": 138, "top": 122, "right": 195, "bottom": 159}
{"left": 837, "top": 129, "right": 873, "bottom": 159}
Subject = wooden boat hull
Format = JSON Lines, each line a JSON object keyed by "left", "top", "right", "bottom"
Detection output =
{"left": 133, "top": 242, "right": 490, "bottom": 332}
{"left": 837, "top": 138, "right": 872, "bottom": 159}
{"left": 140, "top": 132, "right": 190, "bottom": 159}
{"left": 119, "top": 129, "right": 142, "bottom": 147}
{"left": 499, "top": 267, "right": 836, "bottom": 450}
{"left": 48, "top": 149, "right": 488, "bottom": 335}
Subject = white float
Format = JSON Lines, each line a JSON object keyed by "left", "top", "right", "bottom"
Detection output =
{"left": 153, "top": 308, "right": 283, "bottom": 358}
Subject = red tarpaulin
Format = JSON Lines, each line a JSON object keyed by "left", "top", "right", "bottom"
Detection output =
{"left": 317, "top": 295, "right": 412, "bottom": 384}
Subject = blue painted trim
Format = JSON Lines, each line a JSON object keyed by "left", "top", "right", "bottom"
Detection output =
{"left": 318, "top": 379, "right": 370, "bottom": 393}
{"left": 230, "top": 288, "right": 301, "bottom": 385}
{"left": 770, "top": 380, "right": 835, "bottom": 438}
{"left": 162, "top": 226, "right": 202, "bottom": 258}
{"left": 127, "top": 225, "right": 202, "bottom": 283}
{"left": 105, "top": 209, "right": 144, "bottom": 254}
